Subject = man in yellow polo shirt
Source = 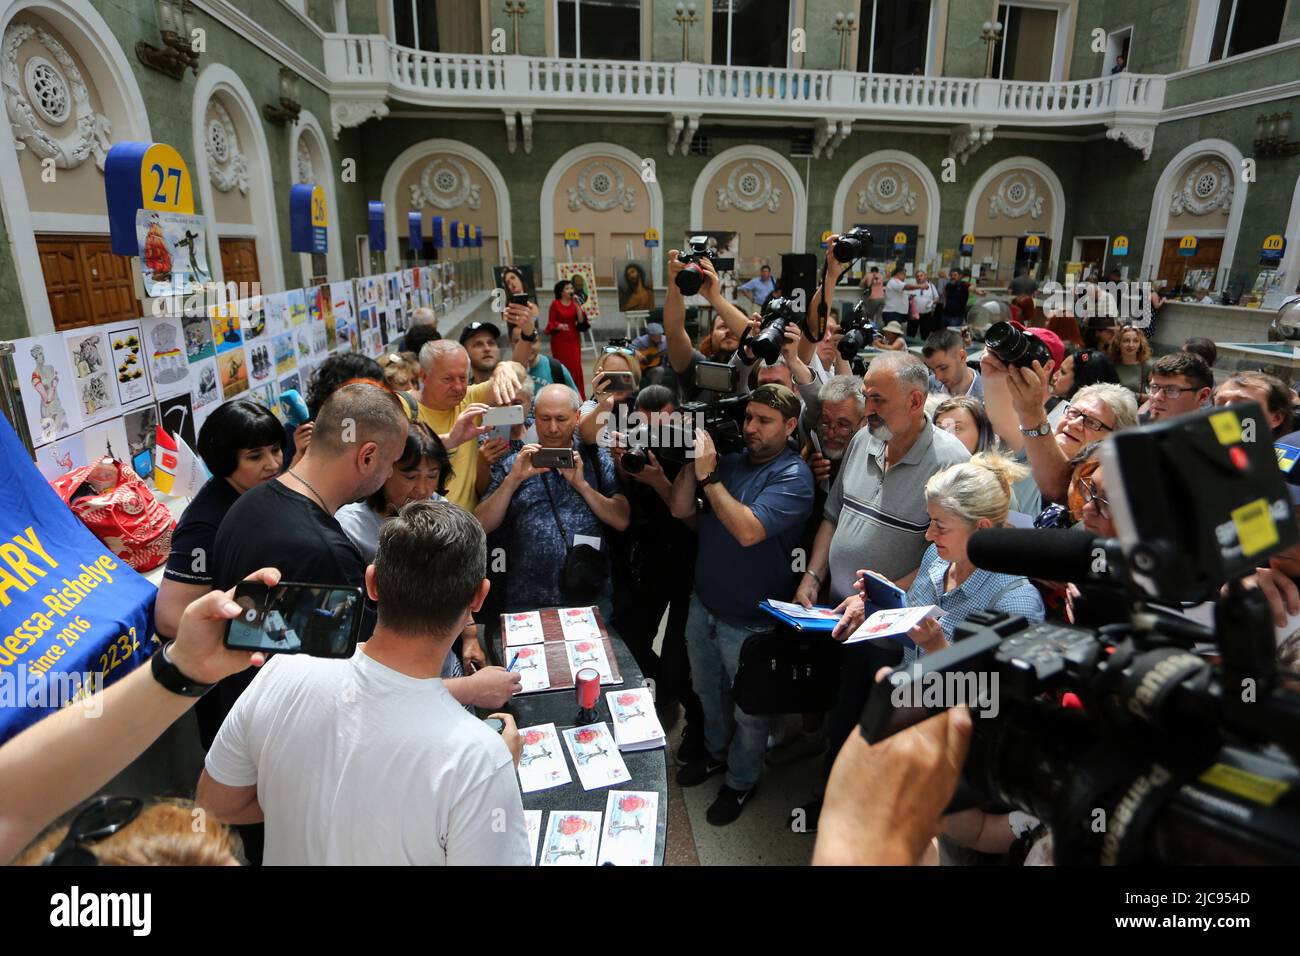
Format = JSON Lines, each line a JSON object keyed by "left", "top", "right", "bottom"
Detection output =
{"left": 418, "top": 336, "right": 520, "bottom": 510}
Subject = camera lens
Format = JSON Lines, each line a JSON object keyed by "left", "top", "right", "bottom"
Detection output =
{"left": 622, "top": 447, "right": 648, "bottom": 474}
{"left": 750, "top": 318, "right": 786, "bottom": 364}
{"left": 832, "top": 235, "right": 865, "bottom": 264}
{"left": 986, "top": 321, "right": 1050, "bottom": 369}
{"left": 676, "top": 263, "right": 704, "bottom": 296}
{"left": 839, "top": 327, "right": 868, "bottom": 360}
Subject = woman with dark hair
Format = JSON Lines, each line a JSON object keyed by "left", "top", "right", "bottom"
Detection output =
{"left": 336, "top": 421, "right": 453, "bottom": 564}
{"left": 155, "top": 400, "right": 286, "bottom": 638}
{"left": 546, "top": 278, "right": 588, "bottom": 398}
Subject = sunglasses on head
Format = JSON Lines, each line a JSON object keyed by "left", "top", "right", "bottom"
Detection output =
{"left": 42, "top": 796, "right": 142, "bottom": 866}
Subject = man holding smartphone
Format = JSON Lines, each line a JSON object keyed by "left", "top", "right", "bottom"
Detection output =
{"left": 199, "top": 502, "right": 530, "bottom": 866}
{"left": 476, "top": 384, "right": 630, "bottom": 611}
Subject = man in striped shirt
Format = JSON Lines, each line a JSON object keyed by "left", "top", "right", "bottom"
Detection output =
{"left": 792, "top": 351, "right": 969, "bottom": 832}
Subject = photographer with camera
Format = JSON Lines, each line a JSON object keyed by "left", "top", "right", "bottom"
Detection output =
{"left": 664, "top": 243, "right": 760, "bottom": 403}
{"left": 475, "top": 384, "right": 630, "bottom": 612}
{"left": 668, "top": 384, "right": 814, "bottom": 824}
{"left": 791, "top": 352, "right": 970, "bottom": 831}
{"left": 198, "top": 501, "right": 531, "bottom": 866}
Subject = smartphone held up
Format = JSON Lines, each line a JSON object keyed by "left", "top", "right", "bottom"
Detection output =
{"left": 225, "top": 580, "right": 365, "bottom": 658}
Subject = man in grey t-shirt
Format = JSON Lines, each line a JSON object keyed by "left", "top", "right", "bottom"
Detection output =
{"left": 791, "top": 351, "right": 969, "bottom": 830}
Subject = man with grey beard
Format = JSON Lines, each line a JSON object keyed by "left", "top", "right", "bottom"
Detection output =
{"left": 790, "top": 351, "right": 969, "bottom": 833}
{"left": 805, "top": 375, "right": 866, "bottom": 494}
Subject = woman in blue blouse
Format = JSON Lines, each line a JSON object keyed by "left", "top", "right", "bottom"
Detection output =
{"left": 842, "top": 453, "right": 1045, "bottom": 662}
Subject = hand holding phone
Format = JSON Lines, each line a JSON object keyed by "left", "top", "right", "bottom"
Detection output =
{"left": 224, "top": 580, "right": 365, "bottom": 658}
{"left": 531, "top": 447, "right": 576, "bottom": 470}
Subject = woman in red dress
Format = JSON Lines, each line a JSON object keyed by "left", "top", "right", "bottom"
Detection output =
{"left": 546, "top": 279, "right": 588, "bottom": 399}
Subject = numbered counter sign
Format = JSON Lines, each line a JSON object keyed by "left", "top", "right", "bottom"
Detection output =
{"left": 959, "top": 233, "right": 975, "bottom": 256}
{"left": 1262, "top": 234, "right": 1286, "bottom": 265}
{"left": 1112, "top": 235, "right": 1129, "bottom": 257}
{"left": 645, "top": 228, "right": 660, "bottom": 248}
{"left": 564, "top": 227, "right": 580, "bottom": 248}
{"left": 105, "top": 142, "right": 196, "bottom": 255}
{"left": 820, "top": 230, "right": 833, "bottom": 250}
{"left": 1179, "top": 236, "right": 1198, "bottom": 257}
{"left": 892, "top": 231, "right": 908, "bottom": 254}
{"left": 1024, "top": 235, "right": 1042, "bottom": 256}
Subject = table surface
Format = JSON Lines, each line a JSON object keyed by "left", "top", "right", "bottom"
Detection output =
{"left": 485, "top": 618, "right": 668, "bottom": 867}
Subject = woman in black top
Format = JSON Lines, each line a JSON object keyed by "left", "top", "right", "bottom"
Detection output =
{"left": 155, "top": 400, "right": 285, "bottom": 638}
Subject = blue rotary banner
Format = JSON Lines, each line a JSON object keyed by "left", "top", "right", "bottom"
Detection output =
{"left": 0, "top": 416, "right": 157, "bottom": 744}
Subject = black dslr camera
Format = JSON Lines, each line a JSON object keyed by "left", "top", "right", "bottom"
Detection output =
{"left": 984, "top": 320, "right": 1052, "bottom": 369}
{"left": 832, "top": 226, "right": 874, "bottom": 264}
{"left": 747, "top": 294, "right": 803, "bottom": 364}
{"left": 863, "top": 403, "right": 1300, "bottom": 864}
{"left": 675, "top": 235, "right": 718, "bottom": 296}
{"left": 837, "top": 299, "right": 881, "bottom": 362}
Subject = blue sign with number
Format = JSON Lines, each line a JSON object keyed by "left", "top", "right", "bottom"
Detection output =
{"left": 368, "top": 201, "right": 386, "bottom": 252}
{"left": 450, "top": 220, "right": 461, "bottom": 248}
{"left": 289, "top": 184, "right": 328, "bottom": 254}
{"left": 408, "top": 212, "right": 423, "bottom": 253}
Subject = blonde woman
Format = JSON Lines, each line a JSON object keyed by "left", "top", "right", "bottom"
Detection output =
{"left": 835, "top": 453, "right": 1045, "bottom": 662}
{"left": 578, "top": 346, "right": 643, "bottom": 446}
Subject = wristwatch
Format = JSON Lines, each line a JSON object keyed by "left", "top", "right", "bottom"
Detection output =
{"left": 519, "top": 330, "right": 538, "bottom": 342}
{"left": 1020, "top": 420, "right": 1052, "bottom": 438}
{"left": 697, "top": 471, "right": 719, "bottom": 489}
{"left": 151, "top": 641, "right": 215, "bottom": 698}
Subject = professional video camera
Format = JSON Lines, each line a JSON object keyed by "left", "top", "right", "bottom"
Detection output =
{"left": 675, "top": 235, "right": 717, "bottom": 296}
{"left": 832, "top": 226, "right": 874, "bottom": 264}
{"left": 621, "top": 359, "right": 747, "bottom": 472}
{"left": 862, "top": 403, "right": 1300, "bottom": 864}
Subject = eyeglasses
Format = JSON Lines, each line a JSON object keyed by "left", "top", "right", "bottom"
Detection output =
{"left": 1148, "top": 382, "right": 1197, "bottom": 399}
{"left": 818, "top": 417, "right": 862, "bottom": 435}
{"left": 1076, "top": 476, "right": 1110, "bottom": 518}
{"left": 42, "top": 796, "right": 143, "bottom": 866}
{"left": 1062, "top": 404, "right": 1113, "bottom": 433}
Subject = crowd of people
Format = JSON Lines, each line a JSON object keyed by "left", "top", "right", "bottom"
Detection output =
{"left": 4, "top": 233, "right": 1300, "bottom": 869}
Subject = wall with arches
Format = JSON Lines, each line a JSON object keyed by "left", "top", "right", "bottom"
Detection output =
{"left": 691, "top": 148, "right": 802, "bottom": 268}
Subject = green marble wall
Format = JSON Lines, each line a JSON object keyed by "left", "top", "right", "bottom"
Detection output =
{"left": 650, "top": 0, "right": 708, "bottom": 63}
{"left": 1069, "top": 0, "right": 1190, "bottom": 80}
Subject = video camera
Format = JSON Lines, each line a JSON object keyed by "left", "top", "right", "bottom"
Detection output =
{"left": 862, "top": 403, "right": 1300, "bottom": 864}
{"left": 675, "top": 235, "right": 717, "bottom": 296}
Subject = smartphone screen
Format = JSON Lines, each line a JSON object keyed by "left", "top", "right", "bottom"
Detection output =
{"left": 225, "top": 581, "right": 365, "bottom": 658}
{"left": 481, "top": 404, "right": 525, "bottom": 427}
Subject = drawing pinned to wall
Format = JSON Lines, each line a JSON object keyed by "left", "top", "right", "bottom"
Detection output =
{"left": 218, "top": 349, "right": 249, "bottom": 399}
{"left": 81, "top": 416, "right": 130, "bottom": 468}
{"left": 241, "top": 298, "right": 268, "bottom": 341}
{"left": 316, "top": 286, "right": 337, "bottom": 351}
{"left": 13, "top": 335, "right": 80, "bottom": 445}
{"left": 137, "top": 209, "right": 211, "bottom": 298}
{"left": 247, "top": 341, "right": 274, "bottom": 386}
{"left": 190, "top": 357, "right": 220, "bottom": 413}
{"left": 64, "top": 329, "right": 119, "bottom": 426}
{"left": 180, "top": 313, "right": 215, "bottom": 363}
{"left": 123, "top": 403, "right": 158, "bottom": 480}
{"left": 158, "top": 393, "right": 197, "bottom": 451}
{"left": 273, "top": 333, "right": 298, "bottom": 375}
{"left": 262, "top": 291, "right": 290, "bottom": 338}
{"left": 210, "top": 302, "right": 243, "bottom": 354}
{"left": 105, "top": 322, "right": 152, "bottom": 407}
{"left": 34, "top": 431, "right": 87, "bottom": 482}
{"left": 286, "top": 288, "right": 308, "bottom": 326}
{"left": 140, "top": 315, "right": 191, "bottom": 399}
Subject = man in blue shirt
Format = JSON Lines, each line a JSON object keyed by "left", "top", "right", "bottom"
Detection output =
{"left": 669, "top": 383, "right": 814, "bottom": 825}
{"left": 738, "top": 265, "right": 776, "bottom": 310}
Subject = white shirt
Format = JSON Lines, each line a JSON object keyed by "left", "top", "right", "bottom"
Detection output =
{"left": 910, "top": 282, "right": 939, "bottom": 315}
{"left": 205, "top": 648, "right": 530, "bottom": 866}
{"left": 883, "top": 277, "right": 910, "bottom": 314}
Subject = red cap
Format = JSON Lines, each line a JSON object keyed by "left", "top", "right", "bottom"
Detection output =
{"left": 1025, "top": 327, "right": 1065, "bottom": 371}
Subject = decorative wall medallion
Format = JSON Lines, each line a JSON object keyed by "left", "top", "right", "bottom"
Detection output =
{"left": 296, "top": 136, "right": 314, "bottom": 184}
{"left": 408, "top": 156, "right": 481, "bottom": 210}
{"left": 987, "top": 172, "right": 1044, "bottom": 220}
{"left": 1169, "top": 158, "right": 1234, "bottom": 216}
{"left": 716, "top": 160, "right": 781, "bottom": 213}
{"left": 3, "top": 22, "right": 111, "bottom": 170}
{"left": 567, "top": 159, "right": 636, "bottom": 213}
{"left": 205, "top": 97, "right": 249, "bottom": 194}
{"left": 857, "top": 165, "right": 917, "bottom": 215}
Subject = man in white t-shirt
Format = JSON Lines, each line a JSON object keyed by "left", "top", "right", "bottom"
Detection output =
{"left": 197, "top": 501, "right": 530, "bottom": 866}
{"left": 882, "top": 266, "right": 916, "bottom": 337}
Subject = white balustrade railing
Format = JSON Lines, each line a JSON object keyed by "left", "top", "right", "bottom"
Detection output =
{"left": 324, "top": 35, "right": 1166, "bottom": 123}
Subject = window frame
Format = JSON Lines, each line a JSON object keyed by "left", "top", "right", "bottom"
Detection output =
{"left": 858, "top": 0, "right": 939, "bottom": 75}
{"left": 993, "top": 0, "right": 1070, "bottom": 83}
{"left": 554, "top": 0, "right": 644, "bottom": 61}
{"left": 711, "top": 0, "right": 796, "bottom": 68}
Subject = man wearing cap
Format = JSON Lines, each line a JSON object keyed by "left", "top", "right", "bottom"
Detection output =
{"left": 629, "top": 322, "right": 668, "bottom": 372}
{"left": 460, "top": 321, "right": 502, "bottom": 386}
{"left": 668, "top": 383, "right": 814, "bottom": 825}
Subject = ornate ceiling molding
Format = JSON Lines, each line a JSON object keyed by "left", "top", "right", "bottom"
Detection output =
{"left": 1169, "top": 157, "right": 1234, "bottom": 216}
{"left": 3, "top": 22, "right": 111, "bottom": 171}
{"left": 857, "top": 165, "right": 917, "bottom": 215}
{"left": 408, "top": 156, "right": 481, "bottom": 210}
{"left": 987, "top": 172, "right": 1045, "bottom": 220}
{"left": 949, "top": 123, "right": 994, "bottom": 166}
{"left": 567, "top": 159, "right": 636, "bottom": 213}
{"left": 716, "top": 160, "right": 781, "bottom": 213}
{"left": 205, "top": 97, "right": 249, "bottom": 194}
{"left": 1105, "top": 123, "right": 1155, "bottom": 161}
